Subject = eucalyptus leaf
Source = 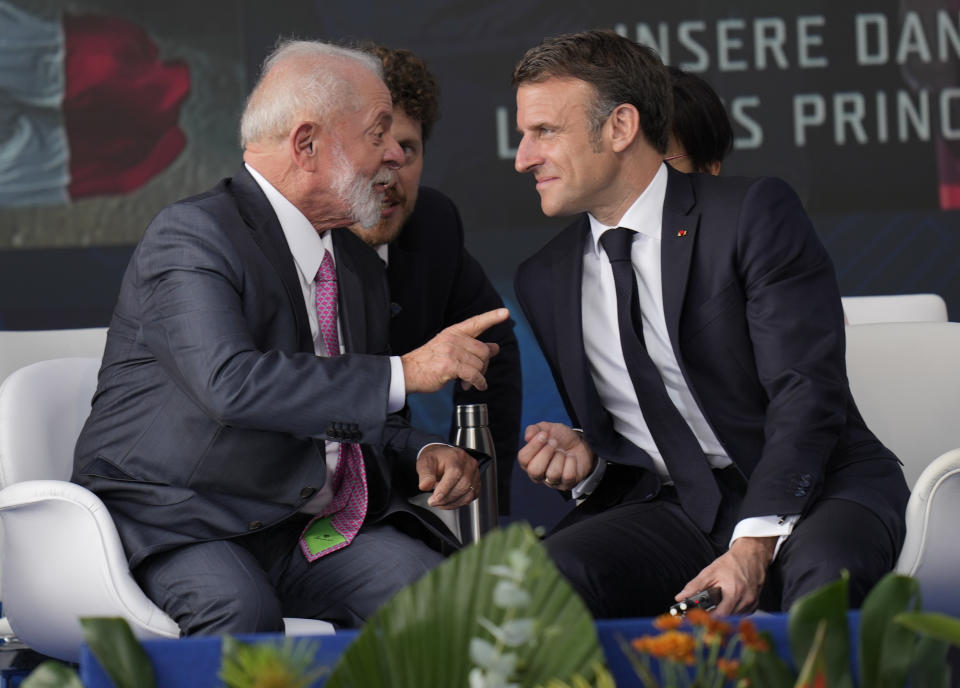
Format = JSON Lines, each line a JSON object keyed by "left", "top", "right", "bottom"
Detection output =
{"left": 906, "top": 635, "right": 952, "bottom": 688}
{"left": 21, "top": 661, "right": 85, "bottom": 688}
{"left": 499, "top": 619, "right": 536, "bottom": 647}
{"left": 787, "top": 574, "right": 853, "bottom": 688}
{"left": 895, "top": 612, "right": 960, "bottom": 646}
{"left": 80, "top": 617, "right": 156, "bottom": 688}
{"left": 494, "top": 580, "right": 532, "bottom": 608}
{"left": 508, "top": 549, "right": 532, "bottom": 574}
{"left": 470, "top": 637, "right": 519, "bottom": 674}
{"left": 478, "top": 617, "right": 536, "bottom": 647}
{"left": 489, "top": 565, "right": 524, "bottom": 581}
{"left": 858, "top": 573, "right": 920, "bottom": 688}
{"left": 325, "top": 522, "right": 605, "bottom": 687}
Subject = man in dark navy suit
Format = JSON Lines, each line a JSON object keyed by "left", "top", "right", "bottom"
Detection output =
{"left": 511, "top": 30, "right": 908, "bottom": 618}
{"left": 73, "top": 40, "right": 508, "bottom": 635}
{"left": 349, "top": 44, "right": 522, "bottom": 514}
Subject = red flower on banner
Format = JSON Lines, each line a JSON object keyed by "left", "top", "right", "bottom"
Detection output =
{"left": 63, "top": 14, "right": 190, "bottom": 198}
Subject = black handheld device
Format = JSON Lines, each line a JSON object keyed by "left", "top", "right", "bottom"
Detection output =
{"left": 668, "top": 587, "right": 723, "bottom": 616}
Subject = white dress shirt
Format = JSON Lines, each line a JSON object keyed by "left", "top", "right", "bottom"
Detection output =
{"left": 578, "top": 164, "right": 795, "bottom": 549}
{"left": 245, "top": 163, "right": 405, "bottom": 513}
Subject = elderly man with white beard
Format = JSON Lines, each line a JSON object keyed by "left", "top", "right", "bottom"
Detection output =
{"left": 72, "top": 39, "right": 509, "bottom": 636}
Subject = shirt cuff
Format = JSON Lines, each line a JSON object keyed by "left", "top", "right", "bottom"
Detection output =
{"left": 416, "top": 442, "right": 453, "bottom": 460}
{"left": 571, "top": 457, "right": 607, "bottom": 501}
{"left": 387, "top": 356, "right": 406, "bottom": 413}
{"left": 729, "top": 514, "right": 800, "bottom": 560}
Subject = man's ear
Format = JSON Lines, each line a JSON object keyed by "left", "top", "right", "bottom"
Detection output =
{"left": 608, "top": 103, "right": 641, "bottom": 153}
{"left": 291, "top": 121, "right": 320, "bottom": 171}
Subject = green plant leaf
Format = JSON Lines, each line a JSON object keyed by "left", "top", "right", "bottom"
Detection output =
{"left": 787, "top": 575, "right": 853, "bottom": 688}
{"left": 80, "top": 617, "right": 156, "bottom": 688}
{"left": 906, "top": 635, "right": 951, "bottom": 688}
{"left": 793, "top": 619, "right": 827, "bottom": 688}
{"left": 895, "top": 612, "right": 960, "bottom": 647}
{"left": 325, "top": 522, "right": 605, "bottom": 687}
{"left": 21, "top": 661, "right": 85, "bottom": 688}
{"left": 740, "top": 643, "right": 796, "bottom": 688}
{"left": 858, "top": 572, "right": 921, "bottom": 688}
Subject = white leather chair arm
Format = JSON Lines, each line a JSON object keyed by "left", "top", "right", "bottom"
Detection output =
{"left": 0, "top": 479, "right": 180, "bottom": 661}
{"left": 895, "top": 448, "right": 960, "bottom": 616}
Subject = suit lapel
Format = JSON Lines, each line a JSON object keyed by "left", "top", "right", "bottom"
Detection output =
{"left": 661, "top": 167, "right": 700, "bottom": 363}
{"left": 331, "top": 228, "right": 367, "bottom": 353}
{"left": 231, "top": 166, "right": 313, "bottom": 352}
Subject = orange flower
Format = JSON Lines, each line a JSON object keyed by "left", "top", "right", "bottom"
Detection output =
{"left": 685, "top": 608, "right": 711, "bottom": 627}
{"left": 631, "top": 636, "right": 652, "bottom": 653}
{"left": 644, "top": 630, "right": 696, "bottom": 664}
{"left": 798, "top": 669, "right": 827, "bottom": 688}
{"left": 653, "top": 613, "right": 684, "bottom": 631}
{"left": 684, "top": 607, "right": 732, "bottom": 643}
{"left": 738, "top": 618, "right": 770, "bottom": 652}
{"left": 717, "top": 658, "right": 741, "bottom": 679}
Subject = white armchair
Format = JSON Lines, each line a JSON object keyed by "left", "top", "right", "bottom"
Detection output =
{"left": 0, "top": 357, "right": 333, "bottom": 662}
{"left": 0, "top": 327, "right": 108, "bottom": 383}
{"left": 841, "top": 293, "right": 948, "bottom": 325}
{"left": 0, "top": 327, "right": 108, "bottom": 616}
{"left": 895, "top": 449, "right": 960, "bottom": 618}
{"left": 844, "top": 321, "right": 960, "bottom": 615}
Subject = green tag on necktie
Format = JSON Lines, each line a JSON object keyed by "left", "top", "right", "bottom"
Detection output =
{"left": 304, "top": 516, "right": 347, "bottom": 556}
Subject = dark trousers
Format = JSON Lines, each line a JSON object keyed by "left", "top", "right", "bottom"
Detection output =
{"left": 135, "top": 514, "right": 444, "bottom": 635}
{"left": 544, "top": 465, "right": 901, "bottom": 618}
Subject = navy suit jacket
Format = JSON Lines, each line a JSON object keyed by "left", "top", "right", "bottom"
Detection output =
{"left": 515, "top": 166, "right": 908, "bottom": 541}
{"left": 74, "top": 166, "right": 455, "bottom": 568}
{"left": 387, "top": 187, "right": 522, "bottom": 511}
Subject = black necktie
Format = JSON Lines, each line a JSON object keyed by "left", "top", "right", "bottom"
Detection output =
{"left": 599, "top": 227, "right": 721, "bottom": 532}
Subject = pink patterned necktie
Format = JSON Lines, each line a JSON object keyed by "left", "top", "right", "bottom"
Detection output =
{"left": 299, "top": 248, "right": 368, "bottom": 561}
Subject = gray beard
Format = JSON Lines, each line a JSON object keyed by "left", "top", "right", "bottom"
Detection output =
{"left": 332, "top": 145, "right": 391, "bottom": 229}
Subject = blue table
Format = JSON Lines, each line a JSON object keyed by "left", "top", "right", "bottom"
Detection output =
{"left": 79, "top": 613, "right": 860, "bottom": 687}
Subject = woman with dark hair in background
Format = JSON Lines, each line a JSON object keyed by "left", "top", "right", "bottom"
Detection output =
{"left": 665, "top": 66, "right": 734, "bottom": 175}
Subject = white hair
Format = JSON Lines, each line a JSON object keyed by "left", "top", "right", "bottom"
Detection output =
{"left": 239, "top": 40, "right": 383, "bottom": 148}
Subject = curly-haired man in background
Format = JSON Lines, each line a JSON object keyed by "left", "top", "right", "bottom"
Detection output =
{"left": 350, "top": 44, "right": 522, "bottom": 516}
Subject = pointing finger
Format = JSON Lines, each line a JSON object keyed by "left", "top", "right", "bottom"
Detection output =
{"left": 448, "top": 308, "right": 510, "bottom": 339}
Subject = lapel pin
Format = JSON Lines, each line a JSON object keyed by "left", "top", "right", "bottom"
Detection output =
{"left": 676, "top": 229, "right": 687, "bottom": 237}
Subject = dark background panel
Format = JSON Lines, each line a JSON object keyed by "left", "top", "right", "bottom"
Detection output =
{"left": 2, "top": 0, "right": 959, "bottom": 528}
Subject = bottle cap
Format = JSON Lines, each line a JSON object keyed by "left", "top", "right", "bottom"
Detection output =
{"left": 455, "top": 403, "right": 489, "bottom": 428}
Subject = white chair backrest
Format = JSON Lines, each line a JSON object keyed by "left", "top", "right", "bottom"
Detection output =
{"left": 841, "top": 294, "right": 948, "bottom": 325}
{"left": 0, "top": 357, "right": 100, "bottom": 488}
{"left": 845, "top": 322, "right": 960, "bottom": 489}
{"left": 0, "top": 327, "right": 107, "bottom": 385}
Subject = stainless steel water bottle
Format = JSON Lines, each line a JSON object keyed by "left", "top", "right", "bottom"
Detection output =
{"left": 453, "top": 403, "right": 499, "bottom": 543}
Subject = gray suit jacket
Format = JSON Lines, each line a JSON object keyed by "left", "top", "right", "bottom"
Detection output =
{"left": 73, "top": 166, "right": 455, "bottom": 568}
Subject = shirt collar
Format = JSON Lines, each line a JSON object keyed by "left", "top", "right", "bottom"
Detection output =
{"left": 586, "top": 163, "right": 669, "bottom": 256}
{"left": 245, "top": 162, "right": 332, "bottom": 284}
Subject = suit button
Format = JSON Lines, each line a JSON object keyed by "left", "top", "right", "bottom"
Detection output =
{"left": 300, "top": 487, "right": 317, "bottom": 499}
{"left": 247, "top": 521, "right": 263, "bottom": 531}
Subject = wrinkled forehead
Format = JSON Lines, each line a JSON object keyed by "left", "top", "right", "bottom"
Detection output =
{"left": 517, "top": 77, "right": 595, "bottom": 124}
